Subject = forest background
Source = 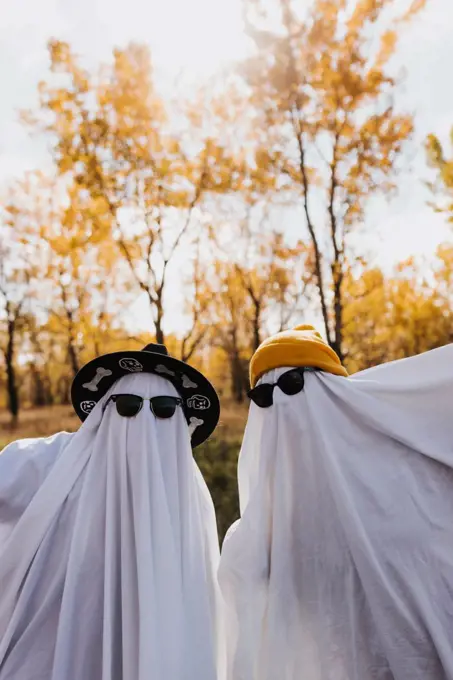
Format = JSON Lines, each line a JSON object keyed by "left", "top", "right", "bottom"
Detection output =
{"left": 1, "top": 0, "right": 453, "bottom": 538}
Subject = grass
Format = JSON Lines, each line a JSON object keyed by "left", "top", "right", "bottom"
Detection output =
{"left": 0, "top": 399, "right": 248, "bottom": 540}
{"left": 0, "top": 405, "right": 79, "bottom": 450}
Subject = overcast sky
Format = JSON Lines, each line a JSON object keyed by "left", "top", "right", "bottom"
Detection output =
{"left": 1, "top": 0, "right": 452, "bottom": 330}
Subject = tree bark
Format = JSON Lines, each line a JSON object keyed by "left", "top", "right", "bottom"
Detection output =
{"left": 293, "top": 120, "right": 332, "bottom": 347}
{"left": 251, "top": 299, "right": 262, "bottom": 352}
{"left": 155, "top": 305, "right": 165, "bottom": 345}
{"left": 281, "top": 3, "right": 332, "bottom": 346}
{"left": 328, "top": 133, "right": 344, "bottom": 361}
{"left": 331, "top": 264, "right": 344, "bottom": 361}
{"left": 5, "top": 319, "right": 19, "bottom": 427}
{"left": 68, "top": 335, "right": 80, "bottom": 377}
{"left": 57, "top": 376, "right": 71, "bottom": 405}
{"left": 228, "top": 322, "right": 247, "bottom": 402}
{"left": 231, "top": 354, "right": 246, "bottom": 403}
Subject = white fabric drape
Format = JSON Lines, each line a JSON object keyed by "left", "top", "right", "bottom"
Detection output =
{"left": 0, "top": 373, "right": 223, "bottom": 680}
{"left": 219, "top": 344, "right": 453, "bottom": 680}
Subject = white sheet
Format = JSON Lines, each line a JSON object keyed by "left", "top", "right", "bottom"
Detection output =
{"left": 0, "top": 373, "right": 223, "bottom": 680}
{"left": 219, "top": 344, "right": 453, "bottom": 680}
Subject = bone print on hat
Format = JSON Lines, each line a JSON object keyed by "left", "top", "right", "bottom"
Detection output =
{"left": 188, "top": 416, "right": 204, "bottom": 437}
{"left": 181, "top": 374, "right": 198, "bottom": 389}
{"left": 83, "top": 367, "right": 113, "bottom": 392}
{"left": 156, "top": 364, "right": 176, "bottom": 377}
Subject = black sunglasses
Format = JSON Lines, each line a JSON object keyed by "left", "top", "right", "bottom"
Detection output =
{"left": 247, "top": 367, "right": 314, "bottom": 408}
{"left": 104, "top": 394, "right": 183, "bottom": 419}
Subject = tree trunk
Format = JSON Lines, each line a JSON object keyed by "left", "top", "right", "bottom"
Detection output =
{"left": 5, "top": 320, "right": 19, "bottom": 427}
{"left": 230, "top": 352, "right": 248, "bottom": 403}
{"left": 155, "top": 296, "right": 165, "bottom": 346}
{"left": 57, "top": 376, "right": 71, "bottom": 405}
{"left": 93, "top": 311, "right": 106, "bottom": 356}
{"left": 30, "top": 364, "right": 48, "bottom": 407}
{"left": 68, "top": 338, "right": 80, "bottom": 377}
{"left": 331, "top": 263, "right": 344, "bottom": 362}
{"left": 65, "top": 308, "right": 80, "bottom": 377}
{"left": 295, "top": 128, "right": 332, "bottom": 346}
{"left": 328, "top": 137, "right": 343, "bottom": 362}
{"left": 29, "top": 332, "right": 54, "bottom": 405}
{"left": 251, "top": 299, "right": 262, "bottom": 352}
{"left": 230, "top": 355, "right": 244, "bottom": 403}
{"left": 41, "top": 356, "right": 55, "bottom": 405}
{"left": 155, "top": 324, "right": 164, "bottom": 346}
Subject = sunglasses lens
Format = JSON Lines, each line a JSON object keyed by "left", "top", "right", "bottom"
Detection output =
{"left": 278, "top": 369, "right": 305, "bottom": 395}
{"left": 115, "top": 395, "right": 142, "bottom": 417}
{"left": 248, "top": 383, "right": 274, "bottom": 408}
{"left": 151, "top": 396, "right": 178, "bottom": 419}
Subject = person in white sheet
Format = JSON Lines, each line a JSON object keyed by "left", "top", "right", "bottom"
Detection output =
{"left": 0, "top": 343, "right": 224, "bottom": 680}
{"left": 219, "top": 324, "right": 453, "bottom": 680}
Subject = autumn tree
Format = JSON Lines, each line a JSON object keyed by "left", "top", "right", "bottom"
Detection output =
{"left": 0, "top": 195, "right": 40, "bottom": 423}
{"left": 426, "top": 128, "right": 453, "bottom": 221}
{"left": 239, "top": 0, "right": 426, "bottom": 360}
{"left": 25, "top": 319, "right": 61, "bottom": 406}
{"left": 178, "top": 234, "right": 215, "bottom": 362}
{"left": 0, "top": 255, "right": 28, "bottom": 424}
{"left": 1, "top": 171, "right": 134, "bottom": 409}
{"left": 232, "top": 210, "right": 314, "bottom": 349}
{"left": 204, "top": 201, "right": 313, "bottom": 398}
{"left": 5, "top": 173, "right": 126, "bottom": 382}
{"left": 208, "top": 262, "right": 252, "bottom": 401}
{"left": 343, "top": 254, "right": 453, "bottom": 373}
{"left": 25, "top": 41, "right": 240, "bottom": 346}
{"left": 434, "top": 244, "right": 453, "bottom": 307}
{"left": 342, "top": 266, "right": 389, "bottom": 371}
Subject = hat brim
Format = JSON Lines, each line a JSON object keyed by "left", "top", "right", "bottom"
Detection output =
{"left": 71, "top": 350, "right": 220, "bottom": 448}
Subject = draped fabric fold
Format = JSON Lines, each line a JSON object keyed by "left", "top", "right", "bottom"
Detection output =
{"left": 219, "top": 345, "right": 453, "bottom": 680}
{"left": 0, "top": 373, "right": 223, "bottom": 680}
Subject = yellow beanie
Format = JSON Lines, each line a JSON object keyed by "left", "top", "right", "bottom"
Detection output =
{"left": 249, "top": 324, "right": 348, "bottom": 388}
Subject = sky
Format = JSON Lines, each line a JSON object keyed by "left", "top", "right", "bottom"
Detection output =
{"left": 1, "top": 0, "right": 452, "bottom": 330}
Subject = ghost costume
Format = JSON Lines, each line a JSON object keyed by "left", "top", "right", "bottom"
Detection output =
{"left": 0, "top": 373, "right": 223, "bottom": 680}
{"left": 219, "top": 343, "right": 453, "bottom": 680}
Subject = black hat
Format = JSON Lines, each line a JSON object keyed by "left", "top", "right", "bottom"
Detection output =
{"left": 71, "top": 343, "right": 220, "bottom": 448}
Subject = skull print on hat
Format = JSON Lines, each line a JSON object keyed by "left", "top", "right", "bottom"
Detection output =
{"left": 119, "top": 358, "right": 143, "bottom": 372}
